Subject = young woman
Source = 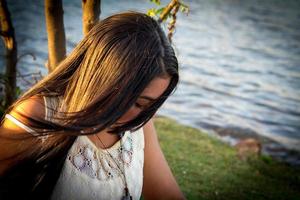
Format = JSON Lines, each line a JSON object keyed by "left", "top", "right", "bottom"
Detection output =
{"left": 0, "top": 11, "right": 185, "bottom": 200}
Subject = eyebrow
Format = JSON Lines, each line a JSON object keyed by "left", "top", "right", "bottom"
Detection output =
{"left": 139, "top": 95, "right": 157, "bottom": 102}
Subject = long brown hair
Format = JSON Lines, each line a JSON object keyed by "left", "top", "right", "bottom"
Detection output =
{"left": 0, "top": 11, "right": 178, "bottom": 199}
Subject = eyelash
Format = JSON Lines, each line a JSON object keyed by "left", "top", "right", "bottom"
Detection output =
{"left": 135, "top": 103, "right": 144, "bottom": 109}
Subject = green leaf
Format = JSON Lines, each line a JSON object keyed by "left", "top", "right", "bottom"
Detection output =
{"left": 180, "top": 6, "right": 189, "bottom": 14}
{"left": 150, "top": 0, "right": 161, "bottom": 6}
{"left": 147, "top": 8, "right": 157, "bottom": 17}
{"left": 15, "top": 86, "right": 22, "bottom": 97}
{"left": 155, "top": 7, "right": 165, "bottom": 15}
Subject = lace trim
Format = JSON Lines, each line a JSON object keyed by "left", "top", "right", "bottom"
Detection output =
{"left": 67, "top": 134, "right": 133, "bottom": 181}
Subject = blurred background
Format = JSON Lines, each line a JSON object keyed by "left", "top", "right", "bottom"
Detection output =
{"left": 1, "top": 0, "right": 300, "bottom": 165}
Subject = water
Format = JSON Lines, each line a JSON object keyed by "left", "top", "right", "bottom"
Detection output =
{"left": 1, "top": 0, "right": 300, "bottom": 164}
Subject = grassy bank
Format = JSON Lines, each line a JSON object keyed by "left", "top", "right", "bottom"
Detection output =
{"left": 154, "top": 117, "right": 300, "bottom": 200}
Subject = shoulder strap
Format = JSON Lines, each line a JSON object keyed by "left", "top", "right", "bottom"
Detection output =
{"left": 5, "top": 114, "right": 39, "bottom": 136}
{"left": 43, "top": 96, "right": 61, "bottom": 122}
{"left": 4, "top": 95, "right": 59, "bottom": 136}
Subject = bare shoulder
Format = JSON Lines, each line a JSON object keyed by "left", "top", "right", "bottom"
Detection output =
{"left": 1, "top": 95, "right": 45, "bottom": 133}
{"left": 13, "top": 95, "right": 45, "bottom": 118}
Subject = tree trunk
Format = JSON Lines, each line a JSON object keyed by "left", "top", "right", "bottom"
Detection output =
{"left": 82, "top": 0, "right": 101, "bottom": 36}
{"left": 0, "top": 0, "right": 17, "bottom": 107}
{"left": 45, "top": 0, "right": 66, "bottom": 72}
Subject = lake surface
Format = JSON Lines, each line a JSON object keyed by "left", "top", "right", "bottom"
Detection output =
{"left": 1, "top": 0, "right": 300, "bottom": 164}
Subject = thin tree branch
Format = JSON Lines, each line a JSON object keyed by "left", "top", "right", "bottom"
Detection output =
{"left": 158, "top": 0, "right": 179, "bottom": 24}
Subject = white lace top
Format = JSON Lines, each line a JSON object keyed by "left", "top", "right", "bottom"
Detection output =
{"left": 51, "top": 130, "right": 145, "bottom": 200}
{"left": 5, "top": 96, "right": 145, "bottom": 200}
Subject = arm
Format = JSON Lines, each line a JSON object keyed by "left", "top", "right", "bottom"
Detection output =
{"left": 0, "top": 95, "right": 45, "bottom": 175}
{"left": 142, "top": 118, "right": 185, "bottom": 200}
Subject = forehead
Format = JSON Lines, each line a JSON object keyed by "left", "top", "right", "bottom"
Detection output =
{"left": 139, "top": 77, "right": 170, "bottom": 100}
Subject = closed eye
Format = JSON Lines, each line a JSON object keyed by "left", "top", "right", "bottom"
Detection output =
{"left": 134, "top": 102, "right": 147, "bottom": 110}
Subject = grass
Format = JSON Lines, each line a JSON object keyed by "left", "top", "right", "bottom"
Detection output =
{"left": 154, "top": 116, "right": 300, "bottom": 200}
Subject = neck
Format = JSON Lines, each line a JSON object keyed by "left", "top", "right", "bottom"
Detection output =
{"left": 87, "top": 130, "right": 122, "bottom": 149}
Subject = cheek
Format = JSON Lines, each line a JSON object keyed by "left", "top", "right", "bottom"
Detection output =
{"left": 117, "top": 107, "right": 141, "bottom": 123}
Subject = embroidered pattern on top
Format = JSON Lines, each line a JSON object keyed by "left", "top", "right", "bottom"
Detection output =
{"left": 68, "top": 135, "right": 133, "bottom": 181}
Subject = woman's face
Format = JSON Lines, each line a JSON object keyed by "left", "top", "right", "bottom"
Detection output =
{"left": 116, "top": 76, "right": 171, "bottom": 124}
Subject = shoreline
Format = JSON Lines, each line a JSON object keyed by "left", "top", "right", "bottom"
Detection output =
{"left": 154, "top": 116, "right": 300, "bottom": 199}
{"left": 155, "top": 114, "right": 300, "bottom": 167}
{"left": 211, "top": 126, "right": 300, "bottom": 167}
